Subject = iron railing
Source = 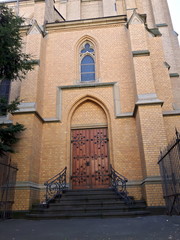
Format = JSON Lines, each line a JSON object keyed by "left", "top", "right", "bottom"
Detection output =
{"left": 44, "top": 167, "right": 67, "bottom": 204}
{"left": 158, "top": 130, "right": 180, "bottom": 215}
{"left": 109, "top": 164, "right": 132, "bottom": 204}
{"left": 0, "top": 155, "right": 18, "bottom": 220}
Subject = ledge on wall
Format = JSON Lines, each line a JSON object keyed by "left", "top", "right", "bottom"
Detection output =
{"left": 169, "top": 73, "right": 179, "bottom": 78}
{"left": 156, "top": 23, "right": 168, "bottom": 28}
{"left": 132, "top": 50, "right": 150, "bottom": 57}
{"left": 0, "top": 116, "right": 13, "bottom": 125}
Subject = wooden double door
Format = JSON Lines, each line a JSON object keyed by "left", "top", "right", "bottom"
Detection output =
{"left": 71, "top": 128, "right": 110, "bottom": 189}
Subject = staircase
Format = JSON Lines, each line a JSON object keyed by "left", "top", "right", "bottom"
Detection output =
{"left": 27, "top": 188, "right": 150, "bottom": 219}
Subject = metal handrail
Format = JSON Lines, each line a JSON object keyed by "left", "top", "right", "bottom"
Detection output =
{"left": 158, "top": 130, "right": 180, "bottom": 164}
{"left": 109, "top": 164, "right": 132, "bottom": 204}
{"left": 44, "top": 167, "right": 67, "bottom": 204}
{"left": 158, "top": 130, "right": 180, "bottom": 215}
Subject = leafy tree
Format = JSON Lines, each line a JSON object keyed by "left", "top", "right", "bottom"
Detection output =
{"left": 0, "top": 4, "right": 33, "bottom": 81}
{"left": 0, "top": 4, "right": 33, "bottom": 156}
{"left": 0, "top": 97, "right": 26, "bottom": 156}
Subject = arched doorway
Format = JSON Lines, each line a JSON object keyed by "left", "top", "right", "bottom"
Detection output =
{"left": 71, "top": 99, "right": 110, "bottom": 189}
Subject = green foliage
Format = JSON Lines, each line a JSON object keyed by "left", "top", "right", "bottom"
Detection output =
{"left": 0, "top": 98, "right": 25, "bottom": 156}
{"left": 0, "top": 123, "right": 25, "bottom": 155}
{"left": 0, "top": 99, "right": 25, "bottom": 156}
{"left": 0, "top": 97, "right": 21, "bottom": 116}
{"left": 0, "top": 4, "right": 33, "bottom": 81}
{"left": 0, "top": 5, "right": 33, "bottom": 156}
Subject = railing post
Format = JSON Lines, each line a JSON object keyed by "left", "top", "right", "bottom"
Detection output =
{"left": 44, "top": 167, "right": 67, "bottom": 204}
{"left": 109, "top": 165, "right": 132, "bottom": 204}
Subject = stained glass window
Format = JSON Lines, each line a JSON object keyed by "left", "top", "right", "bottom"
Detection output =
{"left": 80, "top": 42, "right": 95, "bottom": 82}
{"left": 81, "top": 43, "right": 94, "bottom": 54}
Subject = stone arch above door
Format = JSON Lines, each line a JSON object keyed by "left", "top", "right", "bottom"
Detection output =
{"left": 71, "top": 99, "right": 107, "bottom": 128}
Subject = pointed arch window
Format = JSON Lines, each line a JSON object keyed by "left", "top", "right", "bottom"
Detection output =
{"left": 80, "top": 42, "right": 96, "bottom": 82}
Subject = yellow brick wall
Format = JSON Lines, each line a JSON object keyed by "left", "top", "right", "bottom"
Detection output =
{"left": 29, "top": 189, "right": 40, "bottom": 206}
{"left": 136, "top": 105, "right": 167, "bottom": 177}
{"left": 13, "top": 189, "right": 40, "bottom": 211}
{"left": 39, "top": 123, "right": 65, "bottom": 182}
{"left": 171, "top": 77, "right": 180, "bottom": 108}
{"left": 40, "top": 189, "right": 46, "bottom": 203}
{"left": 149, "top": 37, "right": 173, "bottom": 111}
{"left": 129, "top": 24, "right": 148, "bottom": 51}
{"left": 135, "top": 111, "right": 147, "bottom": 178}
{"left": 164, "top": 116, "right": 180, "bottom": 141}
{"left": 143, "top": 184, "right": 165, "bottom": 206}
{"left": 11, "top": 115, "right": 34, "bottom": 183}
{"left": 81, "top": 0, "right": 103, "bottom": 19}
{"left": 13, "top": 189, "right": 31, "bottom": 211}
{"left": 112, "top": 118, "right": 143, "bottom": 180}
{"left": 133, "top": 56, "right": 155, "bottom": 95}
{"left": 11, "top": 114, "right": 42, "bottom": 184}
{"left": 127, "top": 186, "right": 143, "bottom": 201}
{"left": 141, "top": 0, "right": 155, "bottom": 28}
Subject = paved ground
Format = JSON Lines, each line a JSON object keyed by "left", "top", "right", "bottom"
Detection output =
{"left": 0, "top": 215, "right": 180, "bottom": 240}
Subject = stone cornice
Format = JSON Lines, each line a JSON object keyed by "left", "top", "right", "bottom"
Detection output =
{"left": 82, "top": 0, "right": 99, "bottom": 2}
{"left": 169, "top": 73, "right": 179, "bottom": 78}
{"left": 5, "top": 0, "right": 35, "bottom": 5}
{"left": 135, "top": 99, "right": 164, "bottom": 106}
{"left": 60, "top": 82, "right": 116, "bottom": 89}
{"left": 0, "top": 116, "right": 13, "bottom": 125}
{"left": 147, "top": 28, "right": 162, "bottom": 37}
{"left": 15, "top": 181, "right": 69, "bottom": 190}
{"left": 71, "top": 123, "right": 108, "bottom": 129}
{"left": 132, "top": 50, "right": 150, "bottom": 57}
{"left": 127, "top": 176, "right": 162, "bottom": 186}
{"left": 14, "top": 177, "right": 162, "bottom": 190}
{"left": 15, "top": 181, "right": 45, "bottom": 190}
{"left": 13, "top": 102, "right": 60, "bottom": 123}
{"left": 116, "top": 112, "right": 133, "bottom": 118}
{"left": 28, "top": 59, "right": 40, "bottom": 65}
{"left": 34, "top": 0, "right": 44, "bottom": 2}
{"left": 20, "top": 25, "right": 32, "bottom": 35}
{"left": 45, "top": 15, "right": 127, "bottom": 31}
{"left": 156, "top": 23, "right": 168, "bottom": 28}
{"left": 132, "top": 93, "right": 164, "bottom": 116}
{"left": 163, "top": 110, "right": 180, "bottom": 116}
{"left": 141, "top": 176, "right": 162, "bottom": 185}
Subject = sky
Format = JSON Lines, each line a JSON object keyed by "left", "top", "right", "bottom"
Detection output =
{"left": 0, "top": 0, "right": 179, "bottom": 41}
{"left": 167, "top": 0, "right": 180, "bottom": 41}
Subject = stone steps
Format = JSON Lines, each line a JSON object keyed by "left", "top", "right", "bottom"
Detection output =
{"left": 27, "top": 210, "right": 150, "bottom": 219}
{"left": 27, "top": 188, "right": 150, "bottom": 219}
{"left": 30, "top": 204, "right": 147, "bottom": 213}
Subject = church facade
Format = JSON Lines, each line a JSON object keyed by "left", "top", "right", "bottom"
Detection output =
{"left": 1, "top": 0, "right": 180, "bottom": 213}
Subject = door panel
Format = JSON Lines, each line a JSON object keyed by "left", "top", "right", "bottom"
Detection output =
{"left": 71, "top": 128, "right": 109, "bottom": 189}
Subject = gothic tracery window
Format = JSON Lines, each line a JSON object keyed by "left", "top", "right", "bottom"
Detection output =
{"left": 80, "top": 42, "right": 96, "bottom": 82}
